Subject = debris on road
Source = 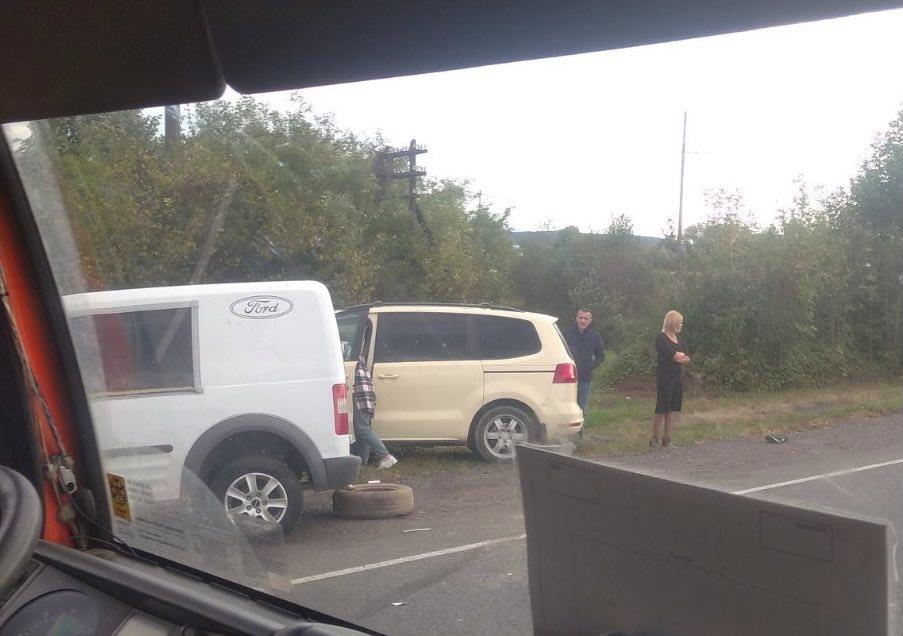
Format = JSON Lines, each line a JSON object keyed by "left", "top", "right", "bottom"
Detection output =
{"left": 766, "top": 434, "right": 789, "bottom": 444}
{"left": 402, "top": 527, "right": 431, "bottom": 533}
{"left": 391, "top": 602, "right": 406, "bottom": 607}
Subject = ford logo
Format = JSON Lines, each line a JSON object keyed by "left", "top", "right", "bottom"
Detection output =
{"left": 229, "top": 295, "right": 294, "bottom": 319}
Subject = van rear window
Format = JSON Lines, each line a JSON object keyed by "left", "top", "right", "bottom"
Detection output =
{"left": 69, "top": 307, "right": 197, "bottom": 395}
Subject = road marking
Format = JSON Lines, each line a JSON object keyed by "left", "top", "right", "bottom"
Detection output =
{"left": 732, "top": 457, "right": 903, "bottom": 495}
{"left": 290, "top": 533, "right": 526, "bottom": 585}
{"left": 291, "top": 458, "right": 903, "bottom": 585}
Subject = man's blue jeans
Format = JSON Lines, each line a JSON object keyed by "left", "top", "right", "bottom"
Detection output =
{"left": 577, "top": 379, "right": 592, "bottom": 412}
{"left": 352, "top": 407, "right": 389, "bottom": 465}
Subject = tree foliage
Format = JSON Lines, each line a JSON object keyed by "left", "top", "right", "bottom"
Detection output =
{"left": 19, "top": 96, "right": 518, "bottom": 308}
{"left": 16, "top": 98, "right": 903, "bottom": 391}
{"left": 510, "top": 113, "right": 903, "bottom": 390}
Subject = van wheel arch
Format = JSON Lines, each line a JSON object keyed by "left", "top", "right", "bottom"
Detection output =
{"left": 182, "top": 414, "right": 326, "bottom": 494}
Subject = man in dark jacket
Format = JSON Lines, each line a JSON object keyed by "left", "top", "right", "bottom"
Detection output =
{"left": 563, "top": 309, "right": 605, "bottom": 412}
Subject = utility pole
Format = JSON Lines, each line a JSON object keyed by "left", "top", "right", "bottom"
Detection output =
{"left": 677, "top": 110, "right": 687, "bottom": 244}
{"left": 164, "top": 105, "right": 181, "bottom": 147}
{"left": 375, "top": 139, "right": 434, "bottom": 245}
{"left": 676, "top": 111, "right": 688, "bottom": 310}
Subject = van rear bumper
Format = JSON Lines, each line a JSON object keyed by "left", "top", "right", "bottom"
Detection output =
{"left": 322, "top": 455, "right": 362, "bottom": 490}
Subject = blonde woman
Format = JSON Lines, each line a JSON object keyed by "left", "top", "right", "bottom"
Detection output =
{"left": 651, "top": 310, "right": 690, "bottom": 447}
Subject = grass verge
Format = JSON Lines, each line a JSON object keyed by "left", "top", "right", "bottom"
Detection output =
{"left": 577, "top": 380, "right": 902, "bottom": 458}
{"left": 352, "top": 380, "right": 900, "bottom": 478}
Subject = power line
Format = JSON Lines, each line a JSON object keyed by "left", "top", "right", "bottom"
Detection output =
{"left": 459, "top": 187, "right": 518, "bottom": 211}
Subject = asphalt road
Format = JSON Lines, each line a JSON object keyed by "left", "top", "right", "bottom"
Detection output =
{"left": 284, "top": 414, "right": 903, "bottom": 635}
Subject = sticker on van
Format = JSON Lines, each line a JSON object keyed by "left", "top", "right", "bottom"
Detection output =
{"left": 229, "top": 295, "right": 294, "bottom": 319}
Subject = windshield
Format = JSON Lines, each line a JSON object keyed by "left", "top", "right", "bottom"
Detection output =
{"left": 5, "top": 9, "right": 903, "bottom": 634}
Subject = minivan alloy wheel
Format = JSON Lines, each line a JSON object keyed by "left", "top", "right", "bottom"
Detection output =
{"left": 483, "top": 414, "right": 528, "bottom": 458}
{"left": 224, "top": 472, "right": 289, "bottom": 524}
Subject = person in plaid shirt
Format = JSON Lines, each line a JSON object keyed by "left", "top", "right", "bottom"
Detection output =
{"left": 352, "top": 322, "right": 397, "bottom": 469}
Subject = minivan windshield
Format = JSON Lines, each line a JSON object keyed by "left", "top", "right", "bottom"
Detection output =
{"left": 5, "top": 8, "right": 903, "bottom": 634}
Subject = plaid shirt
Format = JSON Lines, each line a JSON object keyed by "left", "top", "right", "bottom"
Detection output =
{"left": 353, "top": 354, "right": 377, "bottom": 414}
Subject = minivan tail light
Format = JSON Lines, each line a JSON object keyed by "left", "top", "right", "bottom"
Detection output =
{"left": 333, "top": 383, "right": 349, "bottom": 435}
{"left": 553, "top": 363, "right": 577, "bottom": 384}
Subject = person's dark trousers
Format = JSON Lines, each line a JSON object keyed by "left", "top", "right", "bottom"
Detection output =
{"left": 577, "top": 379, "right": 592, "bottom": 412}
{"left": 351, "top": 407, "right": 389, "bottom": 465}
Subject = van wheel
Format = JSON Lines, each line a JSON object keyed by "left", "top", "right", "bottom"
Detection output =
{"left": 210, "top": 456, "right": 303, "bottom": 533}
{"left": 473, "top": 405, "right": 535, "bottom": 462}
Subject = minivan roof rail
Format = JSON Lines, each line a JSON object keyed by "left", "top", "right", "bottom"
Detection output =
{"left": 338, "top": 301, "right": 525, "bottom": 313}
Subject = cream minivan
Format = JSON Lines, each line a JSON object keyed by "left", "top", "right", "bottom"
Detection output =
{"left": 336, "top": 303, "right": 584, "bottom": 462}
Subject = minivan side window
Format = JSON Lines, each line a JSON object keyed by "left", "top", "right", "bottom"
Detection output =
{"left": 476, "top": 315, "right": 542, "bottom": 359}
{"left": 374, "top": 313, "right": 472, "bottom": 362}
{"left": 69, "top": 307, "right": 197, "bottom": 395}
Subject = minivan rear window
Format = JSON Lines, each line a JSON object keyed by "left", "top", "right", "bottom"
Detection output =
{"left": 69, "top": 307, "right": 197, "bottom": 395}
{"left": 476, "top": 315, "right": 542, "bottom": 359}
{"left": 374, "top": 312, "right": 472, "bottom": 362}
{"left": 554, "top": 322, "right": 574, "bottom": 359}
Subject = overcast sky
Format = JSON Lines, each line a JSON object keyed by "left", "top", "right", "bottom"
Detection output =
{"left": 244, "top": 8, "right": 903, "bottom": 237}
{"left": 8, "top": 9, "right": 903, "bottom": 238}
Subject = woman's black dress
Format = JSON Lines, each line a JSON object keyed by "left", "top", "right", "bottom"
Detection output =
{"left": 655, "top": 332, "right": 685, "bottom": 414}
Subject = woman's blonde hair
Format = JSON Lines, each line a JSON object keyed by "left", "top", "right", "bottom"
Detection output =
{"left": 662, "top": 310, "right": 683, "bottom": 334}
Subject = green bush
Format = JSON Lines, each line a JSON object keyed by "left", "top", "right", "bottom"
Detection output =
{"left": 599, "top": 339, "right": 655, "bottom": 387}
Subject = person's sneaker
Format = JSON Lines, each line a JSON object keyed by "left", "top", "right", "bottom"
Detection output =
{"left": 649, "top": 437, "right": 660, "bottom": 447}
{"left": 662, "top": 436, "right": 672, "bottom": 447}
{"left": 378, "top": 455, "right": 398, "bottom": 470}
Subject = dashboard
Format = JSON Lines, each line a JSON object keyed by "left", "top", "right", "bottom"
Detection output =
{"left": 0, "top": 541, "right": 368, "bottom": 636}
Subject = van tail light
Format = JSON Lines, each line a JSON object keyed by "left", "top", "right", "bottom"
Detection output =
{"left": 553, "top": 363, "right": 577, "bottom": 384}
{"left": 333, "top": 383, "right": 349, "bottom": 435}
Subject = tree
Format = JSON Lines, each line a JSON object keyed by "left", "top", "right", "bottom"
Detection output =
{"left": 17, "top": 95, "right": 903, "bottom": 391}
{"left": 18, "top": 96, "right": 518, "bottom": 310}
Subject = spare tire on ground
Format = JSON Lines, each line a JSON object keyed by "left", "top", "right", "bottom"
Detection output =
{"left": 333, "top": 483, "right": 414, "bottom": 519}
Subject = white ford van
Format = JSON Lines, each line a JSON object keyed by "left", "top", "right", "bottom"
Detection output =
{"left": 63, "top": 281, "right": 360, "bottom": 532}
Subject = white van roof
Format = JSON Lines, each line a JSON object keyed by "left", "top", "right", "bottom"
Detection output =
{"left": 63, "top": 280, "right": 344, "bottom": 387}
{"left": 63, "top": 281, "right": 330, "bottom": 312}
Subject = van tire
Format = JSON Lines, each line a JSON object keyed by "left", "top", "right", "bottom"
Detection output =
{"left": 333, "top": 483, "right": 414, "bottom": 519}
{"left": 210, "top": 455, "right": 303, "bottom": 533}
{"left": 473, "top": 405, "right": 535, "bottom": 462}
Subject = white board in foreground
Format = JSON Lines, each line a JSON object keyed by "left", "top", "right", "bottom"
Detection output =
{"left": 517, "top": 445, "right": 889, "bottom": 636}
